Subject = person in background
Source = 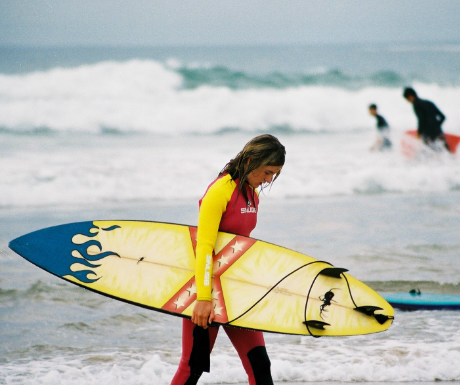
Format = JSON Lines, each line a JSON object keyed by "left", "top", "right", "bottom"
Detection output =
{"left": 403, "top": 87, "right": 448, "bottom": 150}
{"left": 170, "top": 134, "right": 286, "bottom": 385}
{"left": 368, "top": 104, "right": 392, "bottom": 151}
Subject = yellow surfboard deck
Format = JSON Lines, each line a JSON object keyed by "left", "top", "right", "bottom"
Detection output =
{"left": 9, "top": 220, "right": 394, "bottom": 337}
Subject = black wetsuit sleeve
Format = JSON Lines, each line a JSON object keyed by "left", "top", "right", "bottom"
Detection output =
{"left": 433, "top": 104, "right": 445, "bottom": 125}
{"left": 414, "top": 99, "right": 445, "bottom": 139}
{"left": 376, "top": 114, "right": 389, "bottom": 129}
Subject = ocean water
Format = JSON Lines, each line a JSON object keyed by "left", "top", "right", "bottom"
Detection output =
{"left": 1, "top": 43, "right": 460, "bottom": 384}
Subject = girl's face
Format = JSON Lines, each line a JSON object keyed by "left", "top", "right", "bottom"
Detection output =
{"left": 247, "top": 165, "right": 282, "bottom": 189}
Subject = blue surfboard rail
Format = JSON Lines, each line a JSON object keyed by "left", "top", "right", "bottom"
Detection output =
{"left": 383, "top": 290, "right": 460, "bottom": 311}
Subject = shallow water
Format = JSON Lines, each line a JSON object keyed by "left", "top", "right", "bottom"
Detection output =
{"left": 1, "top": 193, "right": 459, "bottom": 384}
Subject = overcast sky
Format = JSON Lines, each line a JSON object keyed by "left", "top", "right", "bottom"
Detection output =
{"left": 1, "top": 0, "right": 459, "bottom": 46}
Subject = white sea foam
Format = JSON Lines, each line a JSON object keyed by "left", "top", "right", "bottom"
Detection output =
{"left": 2, "top": 311, "right": 460, "bottom": 385}
{"left": 0, "top": 60, "right": 459, "bottom": 134}
{"left": 0, "top": 60, "right": 459, "bottom": 209}
{"left": 1, "top": 130, "right": 459, "bottom": 209}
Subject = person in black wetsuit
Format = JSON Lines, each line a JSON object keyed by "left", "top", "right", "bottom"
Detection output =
{"left": 403, "top": 87, "right": 448, "bottom": 150}
{"left": 368, "top": 104, "right": 392, "bottom": 151}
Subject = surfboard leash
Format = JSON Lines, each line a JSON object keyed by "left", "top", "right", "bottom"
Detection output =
{"left": 225, "top": 260, "right": 328, "bottom": 327}
{"left": 303, "top": 266, "right": 343, "bottom": 337}
{"left": 341, "top": 273, "right": 394, "bottom": 325}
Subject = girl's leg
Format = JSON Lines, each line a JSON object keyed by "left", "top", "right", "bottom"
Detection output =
{"left": 170, "top": 318, "right": 219, "bottom": 385}
{"left": 224, "top": 326, "right": 273, "bottom": 385}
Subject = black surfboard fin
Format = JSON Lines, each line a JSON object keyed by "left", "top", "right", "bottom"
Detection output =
{"left": 354, "top": 305, "right": 383, "bottom": 316}
{"left": 354, "top": 305, "right": 393, "bottom": 325}
{"left": 303, "top": 320, "right": 330, "bottom": 330}
{"left": 374, "top": 314, "right": 394, "bottom": 325}
{"left": 318, "top": 267, "right": 348, "bottom": 278}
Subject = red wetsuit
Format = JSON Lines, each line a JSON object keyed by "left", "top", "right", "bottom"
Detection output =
{"left": 170, "top": 174, "right": 273, "bottom": 385}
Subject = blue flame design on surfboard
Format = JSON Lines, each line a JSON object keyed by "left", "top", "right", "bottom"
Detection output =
{"left": 9, "top": 222, "right": 119, "bottom": 284}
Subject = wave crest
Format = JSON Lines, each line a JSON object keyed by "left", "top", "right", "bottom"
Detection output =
{"left": 0, "top": 59, "right": 459, "bottom": 135}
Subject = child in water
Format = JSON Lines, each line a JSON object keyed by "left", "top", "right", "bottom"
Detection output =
{"left": 368, "top": 104, "right": 392, "bottom": 151}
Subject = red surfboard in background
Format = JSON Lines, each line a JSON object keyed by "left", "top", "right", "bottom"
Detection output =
{"left": 401, "top": 130, "right": 460, "bottom": 158}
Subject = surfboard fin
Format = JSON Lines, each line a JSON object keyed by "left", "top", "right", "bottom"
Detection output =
{"left": 374, "top": 314, "right": 393, "bottom": 325}
{"left": 354, "top": 305, "right": 393, "bottom": 325}
{"left": 303, "top": 320, "right": 330, "bottom": 330}
{"left": 318, "top": 267, "right": 348, "bottom": 278}
{"left": 354, "top": 305, "right": 383, "bottom": 316}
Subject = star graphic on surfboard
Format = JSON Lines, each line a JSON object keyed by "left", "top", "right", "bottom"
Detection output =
{"left": 217, "top": 254, "right": 230, "bottom": 267}
{"left": 231, "top": 241, "right": 243, "bottom": 254}
{"left": 162, "top": 228, "right": 257, "bottom": 323}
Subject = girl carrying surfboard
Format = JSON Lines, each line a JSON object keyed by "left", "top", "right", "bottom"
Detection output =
{"left": 170, "top": 134, "right": 286, "bottom": 385}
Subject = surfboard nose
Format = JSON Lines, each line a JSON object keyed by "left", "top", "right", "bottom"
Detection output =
{"left": 8, "top": 221, "right": 116, "bottom": 283}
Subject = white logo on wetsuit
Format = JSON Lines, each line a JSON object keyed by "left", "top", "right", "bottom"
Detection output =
{"left": 241, "top": 200, "right": 257, "bottom": 214}
{"left": 204, "top": 254, "right": 212, "bottom": 286}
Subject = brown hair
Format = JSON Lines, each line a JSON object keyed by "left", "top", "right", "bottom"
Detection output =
{"left": 219, "top": 134, "right": 286, "bottom": 204}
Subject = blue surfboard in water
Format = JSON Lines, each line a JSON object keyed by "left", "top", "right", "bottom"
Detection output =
{"left": 384, "top": 290, "right": 460, "bottom": 311}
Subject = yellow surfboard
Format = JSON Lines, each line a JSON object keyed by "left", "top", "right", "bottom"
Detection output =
{"left": 9, "top": 220, "right": 394, "bottom": 337}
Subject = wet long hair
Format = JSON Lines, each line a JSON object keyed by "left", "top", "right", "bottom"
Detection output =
{"left": 219, "top": 134, "right": 286, "bottom": 205}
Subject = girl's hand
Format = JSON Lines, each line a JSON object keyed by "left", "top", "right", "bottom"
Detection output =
{"left": 192, "top": 300, "right": 215, "bottom": 329}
